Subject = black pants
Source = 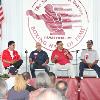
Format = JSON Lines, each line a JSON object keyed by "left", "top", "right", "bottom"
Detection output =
{"left": 30, "top": 63, "right": 49, "bottom": 78}
{"left": 12, "top": 59, "right": 23, "bottom": 69}
{"left": 5, "top": 59, "right": 23, "bottom": 74}
{"left": 79, "top": 62, "right": 100, "bottom": 77}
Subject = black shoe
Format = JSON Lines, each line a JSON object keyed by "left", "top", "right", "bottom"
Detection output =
{"left": 9, "top": 67, "right": 17, "bottom": 75}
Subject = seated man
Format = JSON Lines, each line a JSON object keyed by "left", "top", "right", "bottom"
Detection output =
{"left": 2, "top": 41, "right": 23, "bottom": 75}
{"left": 51, "top": 41, "right": 75, "bottom": 78}
{"left": 29, "top": 42, "right": 49, "bottom": 78}
{"left": 79, "top": 40, "right": 100, "bottom": 79}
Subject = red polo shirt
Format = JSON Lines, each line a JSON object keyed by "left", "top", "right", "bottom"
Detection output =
{"left": 51, "top": 48, "right": 70, "bottom": 65}
{"left": 2, "top": 49, "right": 21, "bottom": 68}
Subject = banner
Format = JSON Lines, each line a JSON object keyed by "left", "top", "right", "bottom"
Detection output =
{"left": 23, "top": 0, "right": 93, "bottom": 56}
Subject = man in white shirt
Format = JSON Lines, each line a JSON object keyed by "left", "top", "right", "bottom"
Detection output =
{"left": 79, "top": 40, "right": 100, "bottom": 79}
{"left": 5, "top": 76, "right": 15, "bottom": 91}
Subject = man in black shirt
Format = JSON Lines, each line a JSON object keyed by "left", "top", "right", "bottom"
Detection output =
{"left": 29, "top": 42, "right": 49, "bottom": 77}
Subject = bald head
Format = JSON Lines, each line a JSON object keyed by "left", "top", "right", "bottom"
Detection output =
{"left": 56, "top": 80, "right": 68, "bottom": 96}
{"left": 36, "top": 42, "right": 41, "bottom": 46}
{"left": 36, "top": 42, "right": 42, "bottom": 51}
{"left": 36, "top": 88, "right": 64, "bottom": 100}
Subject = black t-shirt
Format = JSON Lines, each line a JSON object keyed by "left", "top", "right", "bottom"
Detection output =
{"left": 26, "top": 85, "right": 36, "bottom": 92}
{"left": 29, "top": 50, "right": 49, "bottom": 65}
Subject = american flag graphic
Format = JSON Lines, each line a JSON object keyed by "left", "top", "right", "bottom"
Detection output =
{"left": 0, "top": 0, "right": 4, "bottom": 38}
{"left": 0, "top": 0, "right": 4, "bottom": 23}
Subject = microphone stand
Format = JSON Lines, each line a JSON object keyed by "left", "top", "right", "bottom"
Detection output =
{"left": 71, "top": 50, "right": 80, "bottom": 76}
{"left": 76, "top": 50, "right": 80, "bottom": 76}
{"left": 25, "top": 50, "right": 28, "bottom": 72}
{"left": 76, "top": 50, "right": 79, "bottom": 66}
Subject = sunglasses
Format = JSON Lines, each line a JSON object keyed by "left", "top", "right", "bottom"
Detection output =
{"left": 87, "top": 44, "right": 92, "bottom": 45}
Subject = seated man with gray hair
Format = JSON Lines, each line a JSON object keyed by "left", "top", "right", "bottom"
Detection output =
{"left": 29, "top": 72, "right": 51, "bottom": 100}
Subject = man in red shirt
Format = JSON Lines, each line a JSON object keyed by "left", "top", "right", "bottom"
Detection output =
{"left": 2, "top": 41, "right": 23, "bottom": 74}
{"left": 51, "top": 41, "right": 75, "bottom": 78}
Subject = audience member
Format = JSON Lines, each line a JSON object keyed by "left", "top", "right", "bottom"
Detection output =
{"left": 48, "top": 72, "right": 56, "bottom": 87}
{"left": 8, "top": 74, "right": 29, "bottom": 100}
{"left": 36, "top": 88, "right": 65, "bottom": 100}
{"left": 0, "top": 78, "right": 8, "bottom": 100}
{"left": 35, "top": 72, "right": 51, "bottom": 89}
{"left": 29, "top": 72, "right": 51, "bottom": 100}
{"left": 22, "top": 72, "right": 36, "bottom": 92}
{"left": 56, "top": 80, "right": 68, "bottom": 99}
{"left": 5, "top": 74, "right": 15, "bottom": 91}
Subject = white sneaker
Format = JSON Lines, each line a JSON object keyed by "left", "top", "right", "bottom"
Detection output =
{"left": 80, "top": 77, "right": 83, "bottom": 80}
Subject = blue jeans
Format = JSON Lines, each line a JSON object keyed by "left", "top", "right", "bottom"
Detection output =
{"left": 79, "top": 62, "right": 100, "bottom": 77}
{"left": 30, "top": 63, "right": 49, "bottom": 78}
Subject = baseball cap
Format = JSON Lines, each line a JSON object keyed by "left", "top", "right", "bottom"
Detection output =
{"left": 86, "top": 40, "right": 93, "bottom": 44}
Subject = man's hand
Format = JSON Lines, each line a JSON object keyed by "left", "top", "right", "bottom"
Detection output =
{"left": 52, "top": 55, "right": 58, "bottom": 63}
{"left": 30, "top": 61, "right": 35, "bottom": 64}
{"left": 29, "top": 58, "right": 35, "bottom": 64}
{"left": 64, "top": 49, "right": 73, "bottom": 60}
{"left": 88, "top": 63, "right": 93, "bottom": 69}
{"left": 64, "top": 49, "right": 69, "bottom": 55}
{"left": 42, "top": 63, "right": 47, "bottom": 66}
{"left": 54, "top": 55, "right": 58, "bottom": 60}
{"left": 10, "top": 60, "right": 17, "bottom": 64}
